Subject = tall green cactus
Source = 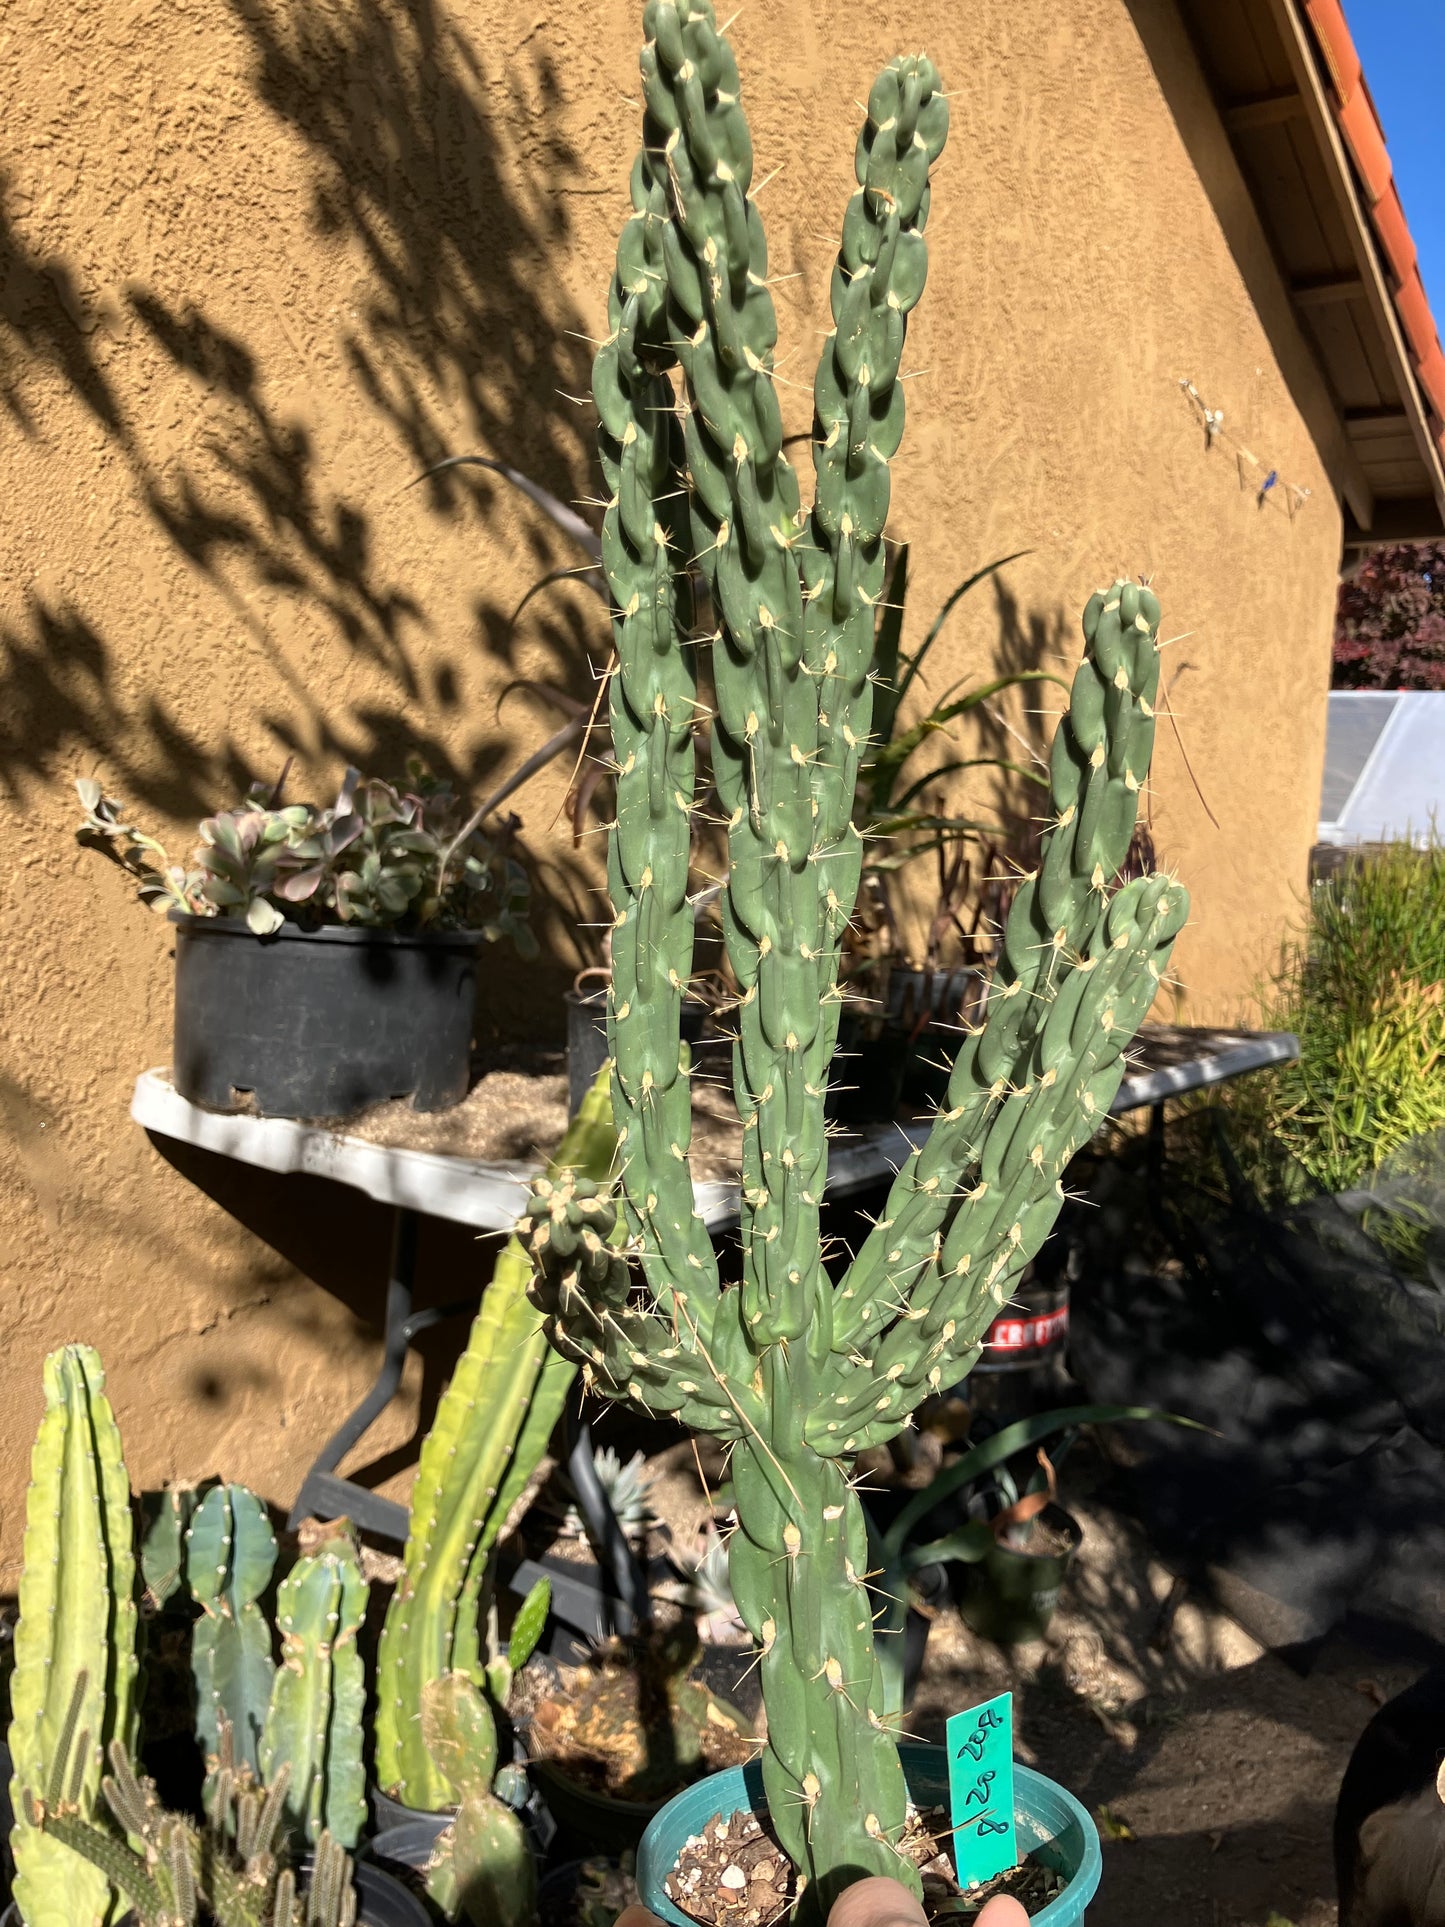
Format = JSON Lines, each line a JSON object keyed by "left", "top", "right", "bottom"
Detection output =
{"left": 418, "top": 1675, "right": 535, "bottom": 1927}
{"left": 187, "top": 1484, "right": 277, "bottom": 1777}
{"left": 374, "top": 1066, "right": 616, "bottom": 1810}
{"left": 260, "top": 1523, "right": 368, "bottom": 1849}
{"left": 7, "top": 1346, "right": 139, "bottom": 1927}
{"left": 523, "top": 3, "right": 1190, "bottom": 1914}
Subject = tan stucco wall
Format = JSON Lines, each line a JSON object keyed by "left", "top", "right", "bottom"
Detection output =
{"left": 0, "top": 0, "right": 1344, "bottom": 1566}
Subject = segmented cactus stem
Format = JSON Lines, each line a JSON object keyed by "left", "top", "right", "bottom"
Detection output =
{"left": 524, "top": 5, "right": 1192, "bottom": 1914}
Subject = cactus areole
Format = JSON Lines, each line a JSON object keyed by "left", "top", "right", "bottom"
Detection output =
{"left": 522, "top": 1, "right": 1190, "bottom": 1914}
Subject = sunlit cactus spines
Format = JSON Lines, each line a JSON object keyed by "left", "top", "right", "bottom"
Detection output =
{"left": 524, "top": 2, "right": 1190, "bottom": 1913}
{"left": 374, "top": 1067, "right": 617, "bottom": 1810}
{"left": 260, "top": 1522, "right": 368, "bottom": 1849}
{"left": 7, "top": 1346, "right": 139, "bottom": 1927}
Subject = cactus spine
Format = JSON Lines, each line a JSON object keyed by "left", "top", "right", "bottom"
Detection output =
{"left": 187, "top": 1484, "right": 278, "bottom": 1777}
{"left": 260, "top": 1524, "right": 368, "bottom": 1849}
{"left": 524, "top": 3, "right": 1190, "bottom": 1914}
{"left": 374, "top": 1067, "right": 616, "bottom": 1810}
{"left": 24, "top": 1686, "right": 358, "bottom": 1927}
{"left": 418, "top": 1675, "right": 535, "bottom": 1927}
{"left": 7, "top": 1346, "right": 139, "bottom": 1927}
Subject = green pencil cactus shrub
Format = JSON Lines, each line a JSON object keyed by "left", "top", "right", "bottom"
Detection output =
{"left": 7, "top": 1347, "right": 140, "bottom": 1927}
{"left": 522, "top": 1, "right": 1189, "bottom": 1913}
{"left": 373, "top": 1065, "right": 617, "bottom": 1811}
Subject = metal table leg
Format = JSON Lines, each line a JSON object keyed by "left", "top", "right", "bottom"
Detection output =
{"left": 288, "top": 1207, "right": 476, "bottom": 1539}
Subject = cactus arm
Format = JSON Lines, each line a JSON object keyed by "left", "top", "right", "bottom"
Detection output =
{"left": 522, "top": 1177, "right": 747, "bottom": 1435}
{"left": 24, "top": 1810, "right": 168, "bottom": 1926}
{"left": 8, "top": 1346, "right": 140, "bottom": 1927}
{"left": 596, "top": 118, "right": 722, "bottom": 1321}
{"left": 800, "top": 56, "right": 950, "bottom": 1090}
{"left": 374, "top": 1069, "right": 619, "bottom": 1809}
{"left": 431, "top": 1797, "right": 536, "bottom": 1927}
{"left": 187, "top": 1486, "right": 277, "bottom": 1777}
{"left": 832, "top": 582, "right": 1184, "bottom": 1351}
{"left": 644, "top": 0, "right": 830, "bottom": 1349}
{"left": 261, "top": 1528, "right": 367, "bottom": 1849}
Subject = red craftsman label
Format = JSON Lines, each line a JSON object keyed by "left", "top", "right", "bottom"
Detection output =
{"left": 982, "top": 1305, "right": 1069, "bottom": 1357}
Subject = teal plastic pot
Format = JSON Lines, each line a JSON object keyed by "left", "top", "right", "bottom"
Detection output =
{"left": 637, "top": 1743, "right": 1101, "bottom": 1927}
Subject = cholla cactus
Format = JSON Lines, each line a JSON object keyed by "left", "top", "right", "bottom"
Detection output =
{"left": 522, "top": 1, "right": 1189, "bottom": 1913}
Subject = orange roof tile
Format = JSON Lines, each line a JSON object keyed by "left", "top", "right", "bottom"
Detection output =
{"left": 1303, "top": 0, "right": 1445, "bottom": 468}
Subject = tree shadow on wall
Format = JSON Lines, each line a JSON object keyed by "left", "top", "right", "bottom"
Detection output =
{"left": 0, "top": 0, "right": 609, "bottom": 936}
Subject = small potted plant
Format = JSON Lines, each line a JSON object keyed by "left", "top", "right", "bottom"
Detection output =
{"left": 4, "top": 1348, "right": 431, "bottom": 1927}
{"left": 76, "top": 762, "right": 535, "bottom": 1118}
{"left": 520, "top": 3, "right": 1189, "bottom": 1920}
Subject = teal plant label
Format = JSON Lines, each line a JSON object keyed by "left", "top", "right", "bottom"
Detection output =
{"left": 946, "top": 1692, "right": 1016, "bottom": 1887}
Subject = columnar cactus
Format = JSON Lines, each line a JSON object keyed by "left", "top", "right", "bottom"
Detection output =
{"left": 187, "top": 1484, "right": 278, "bottom": 1777}
{"left": 417, "top": 1675, "right": 535, "bottom": 1927}
{"left": 7, "top": 1346, "right": 139, "bottom": 1927}
{"left": 24, "top": 1688, "right": 359, "bottom": 1927}
{"left": 374, "top": 1067, "right": 616, "bottom": 1810}
{"left": 523, "top": 2, "right": 1190, "bottom": 1914}
{"left": 260, "top": 1524, "right": 368, "bottom": 1849}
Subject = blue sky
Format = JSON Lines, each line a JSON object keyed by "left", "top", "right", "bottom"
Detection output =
{"left": 1348, "top": 0, "right": 1445, "bottom": 319}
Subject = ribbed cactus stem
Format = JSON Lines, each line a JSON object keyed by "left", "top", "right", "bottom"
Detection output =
{"left": 260, "top": 1525, "right": 367, "bottom": 1848}
{"left": 595, "top": 130, "right": 721, "bottom": 1321}
{"left": 374, "top": 1068, "right": 618, "bottom": 1809}
{"left": 8, "top": 1346, "right": 139, "bottom": 1927}
{"left": 527, "top": 6, "right": 1192, "bottom": 1914}
{"left": 187, "top": 1484, "right": 278, "bottom": 1777}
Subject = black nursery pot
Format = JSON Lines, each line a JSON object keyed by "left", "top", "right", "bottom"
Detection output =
{"left": 170, "top": 912, "right": 484, "bottom": 1119}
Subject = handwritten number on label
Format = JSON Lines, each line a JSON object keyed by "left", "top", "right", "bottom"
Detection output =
{"left": 976, "top": 1817, "right": 1010, "bottom": 1837}
{"left": 962, "top": 1770, "right": 995, "bottom": 1810}
{"left": 956, "top": 1707, "right": 1005, "bottom": 1763}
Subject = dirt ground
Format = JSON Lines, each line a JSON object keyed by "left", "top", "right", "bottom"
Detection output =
{"left": 638, "top": 1435, "right": 1422, "bottom": 1927}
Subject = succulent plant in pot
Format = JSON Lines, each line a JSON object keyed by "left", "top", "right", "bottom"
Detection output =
{"left": 76, "top": 762, "right": 534, "bottom": 1118}
{"left": 520, "top": 1, "right": 1190, "bottom": 1919}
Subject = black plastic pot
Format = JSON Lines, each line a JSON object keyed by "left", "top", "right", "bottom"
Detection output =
{"left": 825, "top": 1006, "right": 906, "bottom": 1124}
{"left": 526, "top": 1753, "right": 664, "bottom": 1857}
{"left": 893, "top": 967, "right": 979, "bottom": 1109}
{"left": 308, "top": 1856, "right": 431, "bottom": 1927}
{"left": 170, "top": 912, "right": 484, "bottom": 1118}
{"left": 957, "top": 1502, "right": 1082, "bottom": 1645}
